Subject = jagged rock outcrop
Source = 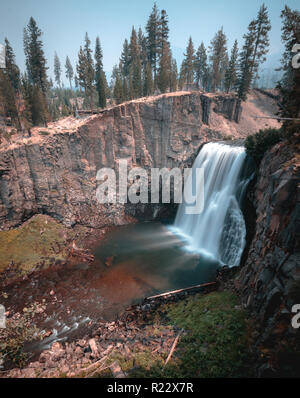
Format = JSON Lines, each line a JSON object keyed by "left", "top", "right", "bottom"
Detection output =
{"left": 0, "top": 92, "right": 242, "bottom": 230}
{"left": 237, "top": 139, "right": 300, "bottom": 373}
{"left": 212, "top": 95, "right": 242, "bottom": 122}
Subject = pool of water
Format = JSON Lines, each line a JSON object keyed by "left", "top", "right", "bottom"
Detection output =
{"left": 4, "top": 221, "right": 220, "bottom": 355}
{"left": 94, "top": 222, "right": 220, "bottom": 302}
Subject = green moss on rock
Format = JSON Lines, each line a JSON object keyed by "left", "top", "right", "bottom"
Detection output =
{"left": 0, "top": 214, "right": 73, "bottom": 277}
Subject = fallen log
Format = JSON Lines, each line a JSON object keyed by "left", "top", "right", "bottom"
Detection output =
{"left": 69, "top": 241, "right": 95, "bottom": 262}
{"left": 146, "top": 281, "right": 217, "bottom": 300}
{"left": 69, "top": 355, "right": 108, "bottom": 378}
{"left": 164, "top": 329, "right": 183, "bottom": 368}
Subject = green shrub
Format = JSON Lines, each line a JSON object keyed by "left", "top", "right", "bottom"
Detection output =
{"left": 245, "top": 128, "right": 283, "bottom": 166}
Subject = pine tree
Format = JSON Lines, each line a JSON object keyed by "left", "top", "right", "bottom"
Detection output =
{"left": 138, "top": 28, "right": 148, "bottom": 69}
{"left": 160, "top": 10, "right": 169, "bottom": 45}
{"left": 156, "top": 8, "right": 171, "bottom": 94}
{"left": 30, "top": 85, "right": 50, "bottom": 125}
{"left": 237, "top": 21, "right": 256, "bottom": 100}
{"left": 194, "top": 42, "right": 209, "bottom": 90}
{"left": 209, "top": 28, "right": 228, "bottom": 92}
{"left": 77, "top": 33, "right": 95, "bottom": 109}
{"left": 158, "top": 9, "right": 170, "bottom": 58}
{"left": 181, "top": 37, "right": 195, "bottom": 85}
{"left": 143, "top": 62, "right": 154, "bottom": 96}
{"left": 120, "top": 39, "right": 130, "bottom": 78}
{"left": 250, "top": 3, "right": 271, "bottom": 77}
{"left": 112, "top": 66, "right": 123, "bottom": 104}
{"left": 4, "top": 38, "right": 20, "bottom": 92}
{"left": 83, "top": 33, "right": 95, "bottom": 109}
{"left": 0, "top": 70, "right": 20, "bottom": 129}
{"left": 76, "top": 46, "right": 86, "bottom": 91}
{"left": 178, "top": 62, "right": 186, "bottom": 90}
{"left": 122, "top": 76, "right": 129, "bottom": 101}
{"left": 146, "top": 3, "right": 160, "bottom": 82}
{"left": 19, "top": 72, "right": 49, "bottom": 127}
{"left": 170, "top": 59, "right": 178, "bottom": 92}
{"left": 224, "top": 40, "right": 239, "bottom": 93}
{"left": 74, "top": 74, "right": 79, "bottom": 90}
{"left": 24, "top": 17, "right": 48, "bottom": 94}
{"left": 65, "top": 56, "right": 74, "bottom": 90}
{"left": 54, "top": 52, "right": 62, "bottom": 88}
{"left": 278, "top": 6, "right": 300, "bottom": 137}
{"left": 129, "top": 27, "right": 142, "bottom": 98}
{"left": 98, "top": 71, "right": 107, "bottom": 108}
{"left": 158, "top": 41, "right": 171, "bottom": 93}
{"left": 23, "top": 28, "right": 32, "bottom": 83}
{"left": 22, "top": 17, "right": 49, "bottom": 126}
{"left": 20, "top": 73, "right": 33, "bottom": 132}
{"left": 95, "top": 37, "right": 107, "bottom": 108}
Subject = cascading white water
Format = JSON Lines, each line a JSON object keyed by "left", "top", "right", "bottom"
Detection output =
{"left": 171, "top": 142, "right": 250, "bottom": 267}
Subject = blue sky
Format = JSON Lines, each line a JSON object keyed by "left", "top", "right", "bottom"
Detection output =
{"left": 0, "top": 0, "right": 299, "bottom": 84}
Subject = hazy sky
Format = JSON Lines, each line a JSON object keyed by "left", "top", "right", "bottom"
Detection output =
{"left": 0, "top": 0, "right": 299, "bottom": 84}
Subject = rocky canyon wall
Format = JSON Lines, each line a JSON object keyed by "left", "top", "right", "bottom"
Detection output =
{"left": 237, "top": 139, "right": 300, "bottom": 359}
{"left": 0, "top": 92, "right": 242, "bottom": 230}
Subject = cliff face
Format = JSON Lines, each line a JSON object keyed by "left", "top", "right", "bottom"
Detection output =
{"left": 237, "top": 140, "right": 300, "bottom": 352}
{"left": 0, "top": 92, "right": 242, "bottom": 230}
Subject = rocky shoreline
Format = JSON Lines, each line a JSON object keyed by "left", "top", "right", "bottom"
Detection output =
{"left": 1, "top": 280, "right": 245, "bottom": 378}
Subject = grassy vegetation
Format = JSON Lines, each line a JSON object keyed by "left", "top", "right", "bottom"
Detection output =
{"left": 0, "top": 302, "right": 45, "bottom": 368}
{"left": 245, "top": 128, "right": 283, "bottom": 166}
{"left": 98, "top": 291, "right": 254, "bottom": 378}
{"left": 160, "top": 291, "right": 254, "bottom": 378}
{"left": 0, "top": 214, "right": 72, "bottom": 276}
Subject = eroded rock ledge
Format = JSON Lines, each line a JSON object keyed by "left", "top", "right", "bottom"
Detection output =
{"left": 0, "top": 92, "right": 243, "bottom": 231}
{"left": 237, "top": 139, "right": 300, "bottom": 374}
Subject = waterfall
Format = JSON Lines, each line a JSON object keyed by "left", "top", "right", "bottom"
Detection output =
{"left": 171, "top": 142, "right": 252, "bottom": 267}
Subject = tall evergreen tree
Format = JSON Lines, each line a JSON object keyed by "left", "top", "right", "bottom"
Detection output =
{"left": 20, "top": 73, "right": 33, "bottom": 132}
{"left": 224, "top": 40, "right": 239, "bottom": 93}
{"left": 194, "top": 42, "right": 209, "bottom": 90}
{"left": 0, "top": 39, "right": 22, "bottom": 130}
{"left": 209, "top": 28, "right": 228, "bottom": 92}
{"left": 143, "top": 62, "right": 154, "bottom": 96}
{"left": 24, "top": 17, "right": 48, "bottom": 94}
{"left": 95, "top": 37, "right": 107, "bottom": 108}
{"left": 74, "top": 74, "right": 79, "bottom": 90}
{"left": 4, "top": 38, "right": 20, "bottom": 92}
{"left": 83, "top": 32, "right": 95, "bottom": 109}
{"left": 138, "top": 28, "right": 148, "bottom": 70}
{"left": 156, "top": 8, "right": 171, "bottom": 93}
{"left": 77, "top": 46, "right": 86, "bottom": 91}
{"left": 146, "top": 3, "right": 160, "bottom": 82}
{"left": 158, "top": 9, "right": 170, "bottom": 57}
{"left": 65, "top": 56, "right": 74, "bottom": 90}
{"left": 23, "top": 17, "right": 49, "bottom": 125}
{"left": 181, "top": 37, "right": 195, "bottom": 85}
{"left": 157, "top": 41, "right": 171, "bottom": 93}
{"left": 250, "top": 3, "right": 271, "bottom": 77}
{"left": 237, "top": 21, "right": 256, "bottom": 100}
{"left": 170, "top": 58, "right": 178, "bottom": 92}
{"left": 112, "top": 65, "right": 123, "bottom": 104}
{"left": 120, "top": 39, "right": 130, "bottom": 78}
{"left": 54, "top": 52, "right": 62, "bottom": 88}
{"left": 129, "top": 27, "right": 142, "bottom": 98}
{"left": 0, "top": 70, "right": 20, "bottom": 129}
{"left": 160, "top": 10, "right": 169, "bottom": 44}
{"left": 77, "top": 33, "right": 95, "bottom": 109}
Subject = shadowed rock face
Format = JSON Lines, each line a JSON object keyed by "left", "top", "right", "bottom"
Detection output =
{"left": 237, "top": 140, "right": 300, "bottom": 349}
{"left": 0, "top": 92, "right": 242, "bottom": 230}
